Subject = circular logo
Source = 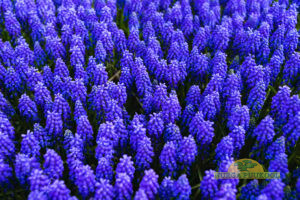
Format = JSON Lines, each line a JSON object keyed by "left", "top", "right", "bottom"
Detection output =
{"left": 228, "top": 159, "right": 264, "bottom": 173}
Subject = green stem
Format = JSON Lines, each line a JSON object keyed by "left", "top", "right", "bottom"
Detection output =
{"left": 192, "top": 184, "right": 200, "bottom": 190}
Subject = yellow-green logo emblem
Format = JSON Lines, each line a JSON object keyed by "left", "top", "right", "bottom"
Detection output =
{"left": 234, "top": 159, "right": 258, "bottom": 171}
{"left": 214, "top": 159, "right": 280, "bottom": 179}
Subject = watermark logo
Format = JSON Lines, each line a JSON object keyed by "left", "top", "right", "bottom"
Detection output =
{"left": 214, "top": 159, "right": 280, "bottom": 179}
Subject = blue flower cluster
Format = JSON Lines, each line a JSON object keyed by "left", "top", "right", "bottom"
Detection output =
{"left": 0, "top": 0, "right": 299, "bottom": 199}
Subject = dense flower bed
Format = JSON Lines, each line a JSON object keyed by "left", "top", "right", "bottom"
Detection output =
{"left": 0, "top": 0, "right": 299, "bottom": 199}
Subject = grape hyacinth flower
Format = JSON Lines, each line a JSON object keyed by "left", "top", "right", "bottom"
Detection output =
{"left": 70, "top": 78, "right": 87, "bottom": 103}
{"left": 0, "top": 113, "right": 15, "bottom": 139}
{"left": 211, "top": 51, "right": 228, "bottom": 79}
{"left": 284, "top": 29, "right": 298, "bottom": 57}
{"left": 160, "top": 141, "right": 177, "bottom": 175}
{"left": 134, "top": 58, "right": 152, "bottom": 97}
{"left": 268, "top": 153, "right": 289, "bottom": 180}
{"left": 54, "top": 58, "right": 69, "bottom": 79}
{"left": 96, "top": 157, "right": 113, "bottom": 182}
{"left": 212, "top": 25, "right": 230, "bottom": 51}
{"left": 107, "top": 82, "right": 127, "bottom": 107}
{"left": 119, "top": 66, "right": 133, "bottom": 90}
{"left": 97, "top": 121, "right": 118, "bottom": 147}
{"left": 127, "top": 28, "right": 140, "bottom": 53}
{"left": 65, "top": 133, "right": 84, "bottom": 155}
{"left": 34, "top": 82, "right": 52, "bottom": 108}
{"left": 186, "top": 85, "right": 202, "bottom": 107}
{"left": 181, "top": 104, "right": 196, "bottom": 129}
{"left": 190, "top": 111, "right": 215, "bottom": 149}
{"left": 25, "top": 67, "right": 43, "bottom": 91}
{"left": 143, "top": 21, "right": 155, "bottom": 43}
{"left": 159, "top": 176, "right": 174, "bottom": 200}
{"left": 28, "top": 169, "right": 50, "bottom": 191}
{"left": 165, "top": 60, "right": 186, "bottom": 88}
{"left": 0, "top": 159, "right": 13, "bottom": 186}
{"left": 199, "top": 91, "right": 221, "bottom": 120}
{"left": 15, "top": 153, "right": 39, "bottom": 185}
{"left": 4, "top": 11, "right": 21, "bottom": 38}
{"left": 265, "top": 136, "right": 285, "bottom": 160}
{"left": 52, "top": 76, "right": 64, "bottom": 96}
{"left": 52, "top": 93, "right": 71, "bottom": 121}
{"left": 115, "top": 173, "right": 133, "bottom": 200}
{"left": 173, "top": 174, "right": 191, "bottom": 200}
{"left": 74, "top": 64, "right": 88, "bottom": 85}
{"left": 0, "top": 132, "right": 15, "bottom": 159}
{"left": 34, "top": 42, "right": 46, "bottom": 66}
{"left": 61, "top": 24, "right": 72, "bottom": 47}
{"left": 116, "top": 155, "right": 135, "bottom": 180}
{"left": 77, "top": 115, "right": 94, "bottom": 145}
{"left": 228, "top": 126, "right": 245, "bottom": 156}
{"left": 214, "top": 183, "right": 237, "bottom": 200}
{"left": 286, "top": 95, "right": 300, "bottom": 119}
{"left": 193, "top": 26, "right": 210, "bottom": 51}
{"left": 139, "top": 169, "right": 159, "bottom": 199}
{"left": 94, "top": 179, "right": 114, "bottom": 200}
{"left": 5, "top": 67, "right": 22, "bottom": 96}
{"left": 42, "top": 66, "right": 53, "bottom": 89}
{"left": 91, "top": 63, "right": 108, "bottom": 86}
{"left": 296, "top": 178, "right": 300, "bottom": 199}
{"left": 223, "top": 73, "right": 240, "bottom": 95}
{"left": 260, "top": 180, "right": 285, "bottom": 199}
{"left": 0, "top": 41, "right": 14, "bottom": 66}
{"left": 227, "top": 105, "right": 250, "bottom": 131}
{"left": 43, "top": 149, "right": 64, "bottom": 180}
{"left": 75, "top": 165, "right": 96, "bottom": 198}
{"left": 163, "top": 123, "right": 182, "bottom": 144}
{"left": 88, "top": 85, "right": 110, "bottom": 112}
{"left": 215, "top": 136, "right": 234, "bottom": 162}
{"left": 225, "top": 90, "right": 242, "bottom": 115}
{"left": 33, "top": 123, "right": 50, "bottom": 148}
{"left": 134, "top": 189, "right": 148, "bottom": 200}
{"left": 95, "top": 137, "right": 115, "bottom": 161}
{"left": 182, "top": 14, "right": 193, "bottom": 37}
{"left": 47, "top": 180, "right": 71, "bottom": 200}
{"left": 45, "top": 111, "right": 63, "bottom": 137}
{"left": 135, "top": 136, "right": 154, "bottom": 170}
{"left": 200, "top": 170, "right": 218, "bottom": 199}
{"left": 283, "top": 112, "right": 300, "bottom": 152}
{"left": 147, "top": 113, "right": 164, "bottom": 139}
{"left": 177, "top": 135, "right": 197, "bottom": 168}
{"left": 130, "top": 119, "right": 147, "bottom": 151}
{"left": 253, "top": 115, "right": 275, "bottom": 146}
{"left": 283, "top": 52, "right": 299, "bottom": 85}
{"left": 74, "top": 100, "right": 87, "bottom": 122}
{"left": 18, "top": 94, "right": 39, "bottom": 122}
{"left": 45, "top": 36, "right": 66, "bottom": 59}
{"left": 167, "top": 42, "right": 181, "bottom": 62}
{"left": 128, "top": 12, "right": 139, "bottom": 30}
{"left": 113, "top": 118, "right": 129, "bottom": 148}
{"left": 271, "top": 85, "right": 291, "bottom": 124}
{"left": 247, "top": 81, "right": 266, "bottom": 116}
{"left": 162, "top": 91, "right": 181, "bottom": 124}
{"left": 240, "top": 180, "right": 260, "bottom": 200}
{"left": 70, "top": 46, "right": 85, "bottom": 67}
{"left": 95, "top": 40, "right": 107, "bottom": 63}
{"left": 100, "top": 29, "right": 114, "bottom": 58}
{"left": 152, "top": 83, "right": 168, "bottom": 111}
{"left": 20, "top": 131, "right": 40, "bottom": 158}
{"left": 0, "top": 92, "right": 14, "bottom": 117}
